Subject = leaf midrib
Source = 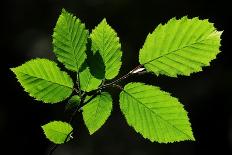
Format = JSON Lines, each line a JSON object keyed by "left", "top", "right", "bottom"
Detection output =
{"left": 63, "top": 13, "right": 86, "bottom": 71}
{"left": 85, "top": 94, "right": 102, "bottom": 125}
{"left": 84, "top": 68, "right": 93, "bottom": 91}
{"left": 143, "top": 37, "right": 214, "bottom": 65}
{"left": 47, "top": 128, "right": 71, "bottom": 137}
{"left": 19, "top": 71, "right": 72, "bottom": 89}
{"left": 122, "top": 89, "right": 193, "bottom": 139}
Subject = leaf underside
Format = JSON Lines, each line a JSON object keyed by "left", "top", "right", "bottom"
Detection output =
{"left": 139, "top": 17, "right": 222, "bottom": 77}
{"left": 53, "top": 9, "right": 89, "bottom": 72}
{"left": 42, "top": 121, "right": 73, "bottom": 144}
{"left": 82, "top": 92, "right": 113, "bottom": 134}
{"left": 11, "top": 59, "right": 73, "bottom": 103}
{"left": 90, "top": 19, "right": 122, "bottom": 79}
{"left": 120, "top": 82, "right": 195, "bottom": 143}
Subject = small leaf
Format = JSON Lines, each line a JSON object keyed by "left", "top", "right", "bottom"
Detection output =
{"left": 11, "top": 59, "right": 73, "bottom": 103}
{"left": 42, "top": 121, "right": 73, "bottom": 144}
{"left": 79, "top": 50, "right": 103, "bottom": 91}
{"left": 120, "top": 82, "right": 194, "bottom": 143}
{"left": 139, "top": 17, "right": 222, "bottom": 77}
{"left": 65, "top": 95, "right": 81, "bottom": 111}
{"left": 82, "top": 92, "right": 112, "bottom": 134}
{"left": 79, "top": 66, "right": 102, "bottom": 92}
{"left": 53, "top": 9, "right": 89, "bottom": 71}
{"left": 79, "top": 44, "right": 104, "bottom": 92}
{"left": 90, "top": 19, "right": 122, "bottom": 79}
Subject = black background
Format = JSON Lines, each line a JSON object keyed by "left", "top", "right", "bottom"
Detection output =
{"left": 2, "top": 0, "right": 232, "bottom": 154}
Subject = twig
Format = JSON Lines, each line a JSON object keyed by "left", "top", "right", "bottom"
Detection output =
{"left": 73, "top": 88, "right": 79, "bottom": 94}
{"left": 47, "top": 144, "right": 58, "bottom": 155}
{"left": 112, "top": 84, "right": 123, "bottom": 90}
{"left": 84, "top": 90, "right": 101, "bottom": 104}
{"left": 47, "top": 94, "right": 85, "bottom": 155}
{"left": 68, "top": 94, "right": 86, "bottom": 124}
{"left": 76, "top": 72, "right": 81, "bottom": 97}
{"left": 100, "top": 64, "right": 143, "bottom": 89}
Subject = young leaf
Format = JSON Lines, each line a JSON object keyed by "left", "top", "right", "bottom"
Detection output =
{"left": 82, "top": 92, "right": 112, "bottom": 134}
{"left": 53, "top": 9, "right": 89, "bottom": 71}
{"left": 79, "top": 46, "right": 105, "bottom": 92}
{"left": 139, "top": 17, "right": 222, "bottom": 77}
{"left": 42, "top": 121, "right": 73, "bottom": 144}
{"left": 11, "top": 59, "right": 73, "bottom": 103}
{"left": 65, "top": 95, "right": 81, "bottom": 111}
{"left": 119, "top": 82, "right": 194, "bottom": 143}
{"left": 90, "top": 19, "right": 122, "bottom": 79}
{"left": 79, "top": 66, "right": 102, "bottom": 92}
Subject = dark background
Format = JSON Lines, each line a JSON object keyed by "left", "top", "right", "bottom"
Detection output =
{"left": 2, "top": 0, "right": 232, "bottom": 154}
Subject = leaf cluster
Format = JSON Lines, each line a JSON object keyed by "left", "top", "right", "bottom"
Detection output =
{"left": 11, "top": 9, "right": 222, "bottom": 144}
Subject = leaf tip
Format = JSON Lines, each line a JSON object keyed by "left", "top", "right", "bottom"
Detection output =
{"left": 89, "top": 130, "right": 95, "bottom": 135}
{"left": 181, "top": 15, "right": 188, "bottom": 19}
{"left": 188, "top": 132, "right": 196, "bottom": 141}
{"left": 101, "top": 18, "right": 108, "bottom": 25}
{"left": 218, "top": 30, "right": 224, "bottom": 37}
{"left": 102, "top": 18, "right": 107, "bottom": 22}
{"left": 10, "top": 67, "right": 16, "bottom": 73}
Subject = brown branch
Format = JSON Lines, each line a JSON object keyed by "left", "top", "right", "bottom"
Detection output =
{"left": 76, "top": 72, "right": 82, "bottom": 97}
{"left": 100, "top": 64, "right": 143, "bottom": 89}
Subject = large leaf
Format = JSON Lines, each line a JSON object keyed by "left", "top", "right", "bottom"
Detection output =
{"left": 42, "top": 121, "right": 73, "bottom": 144}
{"left": 11, "top": 59, "right": 73, "bottom": 103}
{"left": 90, "top": 19, "right": 122, "bottom": 79}
{"left": 139, "top": 17, "right": 222, "bottom": 77}
{"left": 119, "top": 82, "right": 194, "bottom": 143}
{"left": 82, "top": 92, "right": 112, "bottom": 134}
{"left": 53, "top": 9, "right": 89, "bottom": 71}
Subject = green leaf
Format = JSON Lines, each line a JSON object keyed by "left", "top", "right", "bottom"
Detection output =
{"left": 79, "top": 45, "right": 105, "bottom": 92}
{"left": 53, "top": 9, "right": 89, "bottom": 71}
{"left": 79, "top": 66, "right": 102, "bottom": 92}
{"left": 139, "top": 17, "right": 222, "bottom": 77}
{"left": 82, "top": 92, "right": 113, "bottom": 134}
{"left": 42, "top": 121, "right": 73, "bottom": 144}
{"left": 11, "top": 59, "right": 73, "bottom": 103}
{"left": 119, "top": 82, "right": 194, "bottom": 143}
{"left": 90, "top": 19, "right": 122, "bottom": 79}
{"left": 65, "top": 95, "right": 80, "bottom": 111}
